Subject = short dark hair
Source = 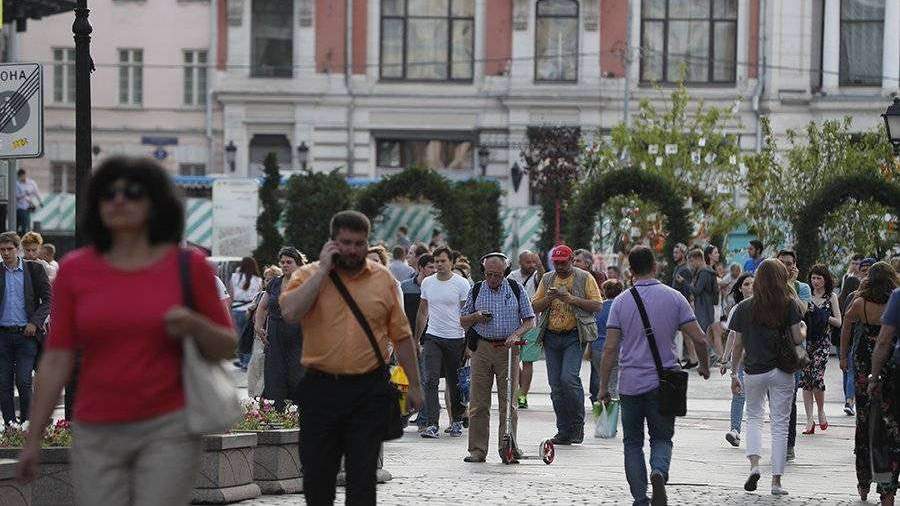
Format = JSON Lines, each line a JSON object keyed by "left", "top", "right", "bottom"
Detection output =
{"left": 398, "top": 226, "right": 408, "bottom": 234}
{"left": 83, "top": 157, "right": 184, "bottom": 252}
{"left": 749, "top": 240, "right": 763, "bottom": 251}
{"left": 628, "top": 246, "right": 656, "bottom": 276}
{"left": 601, "top": 279, "right": 624, "bottom": 299}
{"left": 0, "top": 232, "right": 20, "bottom": 248}
{"left": 412, "top": 244, "right": 429, "bottom": 258}
{"left": 392, "top": 246, "right": 406, "bottom": 260}
{"left": 330, "top": 210, "right": 370, "bottom": 239}
{"left": 687, "top": 248, "right": 704, "bottom": 260}
{"left": 417, "top": 253, "right": 434, "bottom": 269}
{"left": 433, "top": 246, "right": 453, "bottom": 260}
{"left": 279, "top": 246, "right": 306, "bottom": 265}
{"left": 776, "top": 249, "right": 796, "bottom": 261}
{"left": 851, "top": 253, "right": 864, "bottom": 261}
{"left": 808, "top": 263, "right": 834, "bottom": 295}
{"left": 16, "top": 169, "right": 24, "bottom": 177}
{"left": 607, "top": 265, "right": 621, "bottom": 274}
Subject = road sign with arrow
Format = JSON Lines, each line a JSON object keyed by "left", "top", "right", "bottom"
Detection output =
{"left": 0, "top": 63, "right": 43, "bottom": 159}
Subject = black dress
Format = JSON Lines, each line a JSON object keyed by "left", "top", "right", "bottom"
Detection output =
{"left": 262, "top": 275, "right": 304, "bottom": 409}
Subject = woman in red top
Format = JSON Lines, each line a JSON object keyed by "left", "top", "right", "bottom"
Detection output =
{"left": 17, "top": 157, "right": 236, "bottom": 505}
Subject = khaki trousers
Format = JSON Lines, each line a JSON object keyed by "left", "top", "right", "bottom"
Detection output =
{"left": 72, "top": 410, "right": 201, "bottom": 506}
{"left": 467, "top": 339, "right": 518, "bottom": 459}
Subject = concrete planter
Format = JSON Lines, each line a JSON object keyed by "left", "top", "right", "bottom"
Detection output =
{"left": 192, "top": 433, "right": 261, "bottom": 504}
{"left": 0, "top": 458, "right": 31, "bottom": 505}
{"left": 235, "top": 429, "right": 302, "bottom": 495}
{"left": 0, "top": 447, "right": 70, "bottom": 506}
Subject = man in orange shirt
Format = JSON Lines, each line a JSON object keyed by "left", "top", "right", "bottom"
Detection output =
{"left": 281, "top": 210, "right": 423, "bottom": 506}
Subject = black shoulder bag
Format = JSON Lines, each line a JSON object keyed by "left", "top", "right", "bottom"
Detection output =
{"left": 629, "top": 287, "right": 689, "bottom": 417}
{"left": 328, "top": 271, "right": 405, "bottom": 441}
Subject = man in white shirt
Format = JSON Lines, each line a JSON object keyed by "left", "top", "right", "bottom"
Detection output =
{"left": 507, "top": 250, "right": 543, "bottom": 409}
{"left": 38, "top": 244, "right": 59, "bottom": 284}
{"left": 416, "top": 246, "right": 471, "bottom": 439}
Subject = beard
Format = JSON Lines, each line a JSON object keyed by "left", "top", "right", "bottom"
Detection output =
{"left": 336, "top": 254, "right": 365, "bottom": 271}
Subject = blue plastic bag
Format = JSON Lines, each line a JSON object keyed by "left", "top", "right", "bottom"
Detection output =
{"left": 457, "top": 363, "right": 471, "bottom": 405}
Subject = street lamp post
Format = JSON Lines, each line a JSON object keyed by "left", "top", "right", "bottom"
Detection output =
{"left": 225, "top": 141, "right": 237, "bottom": 173}
{"left": 297, "top": 142, "right": 309, "bottom": 171}
{"left": 478, "top": 146, "right": 490, "bottom": 177}
{"left": 881, "top": 97, "right": 900, "bottom": 155}
{"left": 73, "top": 0, "right": 93, "bottom": 248}
{"left": 510, "top": 162, "right": 524, "bottom": 260}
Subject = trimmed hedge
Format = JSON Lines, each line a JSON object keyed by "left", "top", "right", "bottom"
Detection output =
{"left": 355, "top": 167, "right": 502, "bottom": 276}
{"left": 793, "top": 172, "right": 900, "bottom": 277}
{"left": 567, "top": 168, "right": 692, "bottom": 280}
{"left": 283, "top": 169, "right": 355, "bottom": 261}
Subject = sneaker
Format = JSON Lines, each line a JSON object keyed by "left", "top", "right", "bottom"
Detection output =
{"left": 571, "top": 431, "right": 584, "bottom": 444}
{"left": 417, "top": 425, "right": 427, "bottom": 434}
{"left": 550, "top": 433, "right": 573, "bottom": 445}
{"left": 844, "top": 402, "right": 855, "bottom": 416}
{"left": 449, "top": 421, "right": 463, "bottom": 437}
{"left": 462, "top": 416, "right": 469, "bottom": 428}
{"left": 683, "top": 360, "right": 698, "bottom": 370}
{"left": 726, "top": 430, "right": 741, "bottom": 447}
{"left": 650, "top": 470, "right": 667, "bottom": 505}
{"left": 463, "top": 453, "right": 485, "bottom": 463}
{"left": 744, "top": 468, "right": 761, "bottom": 491}
{"left": 771, "top": 485, "right": 789, "bottom": 496}
{"left": 786, "top": 447, "right": 795, "bottom": 461}
{"left": 517, "top": 394, "right": 528, "bottom": 409}
{"left": 421, "top": 425, "right": 439, "bottom": 439}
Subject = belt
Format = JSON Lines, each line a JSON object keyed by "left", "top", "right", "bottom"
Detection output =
{"left": 545, "top": 328, "right": 577, "bottom": 335}
{"left": 305, "top": 367, "right": 384, "bottom": 382}
{"left": 0, "top": 325, "right": 26, "bottom": 334}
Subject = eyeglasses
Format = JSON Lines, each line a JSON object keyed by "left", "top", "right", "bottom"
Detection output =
{"left": 100, "top": 182, "right": 146, "bottom": 202}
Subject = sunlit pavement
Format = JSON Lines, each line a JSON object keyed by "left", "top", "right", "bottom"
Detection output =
{"left": 243, "top": 356, "right": 864, "bottom": 505}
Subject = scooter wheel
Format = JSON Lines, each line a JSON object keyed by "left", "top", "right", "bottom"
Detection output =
{"left": 500, "top": 436, "right": 513, "bottom": 465}
{"left": 540, "top": 440, "right": 555, "bottom": 465}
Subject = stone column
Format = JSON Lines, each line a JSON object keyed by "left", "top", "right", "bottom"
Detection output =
{"left": 821, "top": 0, "right": 840, "bottom": 90}
{"left": 882, "top": 0, "right": 900, "bottom": 89}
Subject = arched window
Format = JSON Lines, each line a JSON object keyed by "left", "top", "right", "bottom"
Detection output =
{"left": 535, "top": 0, "right": 579, "bottom": 82}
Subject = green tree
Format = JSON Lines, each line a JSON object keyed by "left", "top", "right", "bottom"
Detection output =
{"left": 253, "top": 153, "right": 284, "bottom": 267}
{"left": 580, "top": 83, "right": 744, "bottom": 251}
{"left": 745, "top": 116, "right": 898, "bottom": 268}
{"left": 283, "top": 169, "right": 354, "bottom": 259}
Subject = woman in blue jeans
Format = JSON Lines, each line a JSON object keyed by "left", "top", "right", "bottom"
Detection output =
{"left": 720, "top": 273, "right": 754, "bottom": 447}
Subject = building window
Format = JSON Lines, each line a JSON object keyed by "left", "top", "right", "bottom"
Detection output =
{"left": 51, "top": 163, "right": 76, "bottom": 194}
{"left": 840, "top": 0, "right": 884, "bottom": 86}
{"left": 52, "top": 48, "right": 76, "bottom": 104}
{"left": 535, "top": 0, "right": 579, "bottom": 82}
{"left": 251, "top": 0, "right": 294, "bottom": 78}
{"left": 375, "top": 138, "right": 473, "bottom": 170}
{"left": 640, "top": 0, "right": 737, "bottom": 84}
{"left": 118, "top": 48, "right": 143, "bottom": 105}
{"left": 183, "top": 50, "right": 208, "bottom": 106}
{"left": 179, "top": 163, "right": 207, "bottom": 176}
{"left": 380, "top": 0, "right": 475, "bottom": 81}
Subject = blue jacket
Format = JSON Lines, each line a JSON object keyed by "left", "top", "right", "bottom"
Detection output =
{"left": 592, "top": 299, "right": 614, "bottom": 351}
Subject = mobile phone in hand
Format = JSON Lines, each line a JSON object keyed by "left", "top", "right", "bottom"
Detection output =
{"left": 482, "top": 311, "right": 493, "bottom": 319}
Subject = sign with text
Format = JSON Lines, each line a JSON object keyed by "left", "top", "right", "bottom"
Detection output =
{"left": 0, "top": 63, "right": 43, "bottom": 159}
{"left": 212, "top": 179, "right": 259, "bottom": 257}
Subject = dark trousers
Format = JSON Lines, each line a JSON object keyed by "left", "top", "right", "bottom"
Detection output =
{"left": 296, "top": 370, "right": 388, "bottom": 506}
{"left": 422, "top": 334, "right": 466, "bottom": 427}
{"left": 15, "top": 209, "right": 30, "bottom": 236}
{"left": 787, "top": 374, "right": 799, "bottom": 449}
{"left": 0, "top": 331, "right": 38, "bottom": 425}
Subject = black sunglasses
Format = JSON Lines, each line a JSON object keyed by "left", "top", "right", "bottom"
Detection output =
{"left": 100, "top": 182, "right": 146, "bottom": 202}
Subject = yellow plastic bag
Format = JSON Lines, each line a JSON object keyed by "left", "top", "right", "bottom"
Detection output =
{"left": 390, "top": 365, "right": 410, "bottom": 415}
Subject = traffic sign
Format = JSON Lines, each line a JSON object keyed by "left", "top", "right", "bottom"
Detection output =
{"left": 0, "top": 63, "right": 43, "bottom": 159}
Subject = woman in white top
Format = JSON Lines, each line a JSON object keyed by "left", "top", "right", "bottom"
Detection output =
{"left": 230, "top": 256, "right": 262, "bottom": 369}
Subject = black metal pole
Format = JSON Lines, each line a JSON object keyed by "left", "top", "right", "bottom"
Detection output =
{"left": 67, "top": 0, "right": 92, "bottom": 421}
{"left": 73, "top": 0, "right": 92, "bottom": 248}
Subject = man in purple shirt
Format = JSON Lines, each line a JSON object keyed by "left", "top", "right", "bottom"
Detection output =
{"left": 598, "top": 246, "right": 710, "bottom": 506}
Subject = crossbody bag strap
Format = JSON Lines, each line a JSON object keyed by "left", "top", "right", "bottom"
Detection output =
{"left": 178, "top": 249, "right": 196, "bottom": 311}
{"left": 328, "top": 271, "right": 387, "bottom": 369}
{"left": 629, "top": 286, "right": 664, "bottom": 378}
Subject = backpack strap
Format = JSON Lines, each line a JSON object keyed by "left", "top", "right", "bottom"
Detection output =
{"left": 472, "top": 281, "right": 483, "bottom": 304}
{"left": 508, "top": 279, "right": 522, "bottom": 304}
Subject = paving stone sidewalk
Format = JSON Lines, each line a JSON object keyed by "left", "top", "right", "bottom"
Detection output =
{"left": 240, "top": 357, "right": 867, "bottom": 505}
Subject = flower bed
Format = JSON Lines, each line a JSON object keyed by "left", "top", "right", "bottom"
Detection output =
{"left": 0, "top": 420, "right": 73, "bottom": 506}
{"left": 233, "top": 401, "right": 302, "bottom": 495}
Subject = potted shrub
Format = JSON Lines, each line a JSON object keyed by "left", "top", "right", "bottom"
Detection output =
{"left": 233, "top": 400, "right": 301, "bottom": 495}
{"left": 0, "top": 420, "right": 72, "bottom": 506}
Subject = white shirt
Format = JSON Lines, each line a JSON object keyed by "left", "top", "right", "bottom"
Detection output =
{"left": 215, "top": 276, "right": 229, "bottom": 301}
{"left": 15, "top": 178, "right": 41, "bottom": 210}
{"left": 508, "top": 268, "right": 541, "bottom": 300}
{"left": 230, "top": 271, "right": 263, "bottom": 311}
{"left": 420, "top": 273, "right": 471, "bottom": 339}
